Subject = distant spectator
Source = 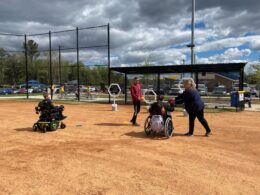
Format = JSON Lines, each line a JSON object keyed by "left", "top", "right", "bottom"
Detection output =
{"left": 75, "top": 88, "right": 79, "bottom": 100}
{"left": 60, "top": 84, "right": 65, "bottom": 99}
{"left": 51, "top": 84, "right": 55, "bottom": 94}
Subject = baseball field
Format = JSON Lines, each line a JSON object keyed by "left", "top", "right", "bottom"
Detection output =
{"left": 0, "top": 100, "right": 259, "bottom": 194}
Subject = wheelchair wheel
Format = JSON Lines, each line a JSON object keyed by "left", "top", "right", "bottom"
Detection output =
{"left": 164, "top": 117, "right": 174, "bottom": 138}
{"left": 60, "top": 123, "right": 66, "bottom": 129}
{"left": 144, "top": 116, "right": 152, "bottom": 135}
{"left": 43, "top": 126, "right": 47, "bottom": 133}
{"left": 33, "top": 123, "right": 38, "bottom": 132}
{"left": 50, "top": 121, "right": 59, "bottom": 131}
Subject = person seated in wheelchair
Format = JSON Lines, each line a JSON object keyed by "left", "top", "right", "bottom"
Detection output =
{"left": 145, "top": 95, "right": 174, "bottom": 137}
{"left": 35, "top": 92, "right": 66, "bottom": 122}
{"left": 149, "top": 95, "right": 175, "bottom": 120}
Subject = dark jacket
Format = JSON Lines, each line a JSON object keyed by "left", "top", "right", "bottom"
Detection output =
{"left": 175, "top": 89, "right": 204, "bottom": 114}
{"left": 149, "top": 101, "right": 174, "bottom": 116}
{"left": 38, "top": 99, "right": 55, "bottom": 111}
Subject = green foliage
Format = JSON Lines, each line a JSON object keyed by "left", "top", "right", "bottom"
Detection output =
{"left": 0, "top": 38, "right": 123, "bottom": 87}
{"left": 245, "top": 64, "right": 260, "bottom": 84}
{"left": 23, "top": 40, "right": 40, "bottom": 80}
{"left": 140, "top": 57, "right": 157, "bottom": 88}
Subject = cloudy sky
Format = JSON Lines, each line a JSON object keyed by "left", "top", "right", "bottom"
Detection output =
{"left": 0, "top": 0, "right": 260, "bottom": 71}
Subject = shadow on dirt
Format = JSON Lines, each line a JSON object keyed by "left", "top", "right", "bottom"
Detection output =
{"left": 95, "top": 123, "right": 131, "bottom": 127}
{"left": 173, "top": 132, "right": 186, "bottom": 136}
{"left": 173, "top": 132, "right": 206, "bottom": 137}
{"left": 124, "top": 131, "right": 169, "bottom": 140}
{"left": 124, "top": 131, "right": 206, "bottom": 139}
{"left": 14, "top": 127, "right": 56, "bottom": 133}
{"left": 92, "top": 110, "right": 114, "bottom": 112}
{"left": 15, "top": 127, "right": 33, "bottom": 132}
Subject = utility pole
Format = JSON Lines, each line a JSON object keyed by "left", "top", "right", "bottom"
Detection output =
{"left": 187, "top": 0, "right": 195, "bottom": 78}
{"left": 191, "top": 0, "right": 195, "bottom": 65}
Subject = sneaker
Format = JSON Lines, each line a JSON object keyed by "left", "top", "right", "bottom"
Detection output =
{"left": 205, "top": 132, "right": 211, "bottom": 137}
{"left": 184, "top": 132, "right": 193, "bottom": 136}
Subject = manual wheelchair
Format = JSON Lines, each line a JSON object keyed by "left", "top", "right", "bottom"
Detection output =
{"left": 144, "top": 101, "right": 174, "bottom": 138}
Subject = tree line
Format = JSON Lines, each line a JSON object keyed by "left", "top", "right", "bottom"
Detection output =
{"left": 0, "top": 40, "right": 123, "bottom": 87}
{"left": 2, "top": 39, "right": 258, "bottom": 88}
{"left": 245, "top": 64, "right": 260, "bottom": 85}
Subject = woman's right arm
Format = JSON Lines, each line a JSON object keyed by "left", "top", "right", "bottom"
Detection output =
{"left": 175, "top": 93, "right": 184, "bottom": 104}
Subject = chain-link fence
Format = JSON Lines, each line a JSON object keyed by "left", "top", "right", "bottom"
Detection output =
{"left": 115, "top": 72, "right": 244, "bottom": 109}
{"left": 0, "top": 24, "right": 111, "bottom": 102}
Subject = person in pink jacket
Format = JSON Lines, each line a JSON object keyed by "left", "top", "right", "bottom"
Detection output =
{"left": 130, "top": 77, "right": 142, "bottom": 125}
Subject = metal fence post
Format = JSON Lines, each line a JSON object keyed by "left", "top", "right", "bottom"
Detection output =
{"left": 195, "top": 71, "right": 199, "bottom": 89}
{"left": 49, "top": 31, "right": 53, "bottom": 100}
{"left": 58, "top": 45, "right": 61, "bottom": 86}
{"left": 107, "top": 23, "right": 111, "bottom": 103}
{"left": 157, "top": 73, "right": 160, "bottom": 95}
{"left": 239, "top": 68, "right": 244, "bottom": 91}
{"left": 76, "top": 27, "right": 80, "bottom": 101}
{"left": 124, "top": 74, "right": 127, "bottom": 104}
{"left": 24, "top": 34, "right": 29, "bottom": 99}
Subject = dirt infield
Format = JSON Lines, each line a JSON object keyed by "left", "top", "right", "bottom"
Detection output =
{"left": 0, "top": 101, "right": 259, "bottom": 195}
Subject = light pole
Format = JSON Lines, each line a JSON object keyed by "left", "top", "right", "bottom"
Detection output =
{"left": 187, "top": 0, "right": 195, "bottom": 78}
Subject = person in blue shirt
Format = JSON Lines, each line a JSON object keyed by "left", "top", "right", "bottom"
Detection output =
{"left": 175, "top": 78, "right": 211, "bottom": 137}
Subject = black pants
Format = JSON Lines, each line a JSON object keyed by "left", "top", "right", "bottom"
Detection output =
{"left": 131, "top": 101, "right": 141, "bottom": 124}
{"left": 188, "top": 109, "right": 211, "bottom": 134}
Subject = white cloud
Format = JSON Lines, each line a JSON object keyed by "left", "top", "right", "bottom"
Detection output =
{"left": 0, "top": 0, "right": 260, "bottom": 67}
{"left": 197, "top": 35, "right": 260, "bottom": 52}
{"left": 196, "top": 48, "right": 251, "bottom": 63}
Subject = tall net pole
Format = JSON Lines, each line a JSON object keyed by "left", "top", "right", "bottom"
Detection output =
{"left": 191, "top": 0, "right": 195, "bottom": 66}
{"left": 107, "top": 23, "right": 111, "bottom": 103}
{"left": 49, "top": 31, "right": 53, "bottom": 100}
{"left": 76, "top": 27, "right": 80, "bottom": 101}
{"left": 24, "top": 34, "right": 29, "bottom": 99}
{"left": 58, "top": 45, "right": 61, "bottom": 86}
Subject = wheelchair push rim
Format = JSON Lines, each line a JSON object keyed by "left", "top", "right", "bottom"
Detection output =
{"left": 164, "top": 117, "right": 174, "bottom": 138}
{"left": 144, "top": 116, "right": 152, "bottom": 135}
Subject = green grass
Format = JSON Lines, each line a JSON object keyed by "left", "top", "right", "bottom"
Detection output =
{"left": 204, "top": 107, "right": 236, "bottom": 113}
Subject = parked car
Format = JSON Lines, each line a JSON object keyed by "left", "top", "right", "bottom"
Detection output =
{"left": 88, "top": 86, "right": 96, "bottom": 92}
{"left": 212, "top": 85, "right": 227, "bottom": 95}
{"left": 250, "top": 87, "right": 256, "bottom": 96}
{"left": 163, "top": 87, "right": 171, "bottom": 95}
{"left": 0, "top": 88, "right": 14, "bottom": 95}
{"left": 168, "top": 87, "right": 182, "bottom": 95}
{"left": 31, "top": 86, "right": 45, "bottom": 93}
{"left": 157, "top": 89, "right": 165, "bottom": 95}
{"left": 13, "top": 88, "right": 20, "bottom": 94}
{"left": 255, "top": 84, "right": 260, "bottom": 97}
{"left": 198, "top": 84, "right": 208, "bottom": 96}
{"left": 232, "top": 83, "right": 251, "bottom": 92}
{"left": 18, "top": 88, "right": 33, "bottom": 94}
